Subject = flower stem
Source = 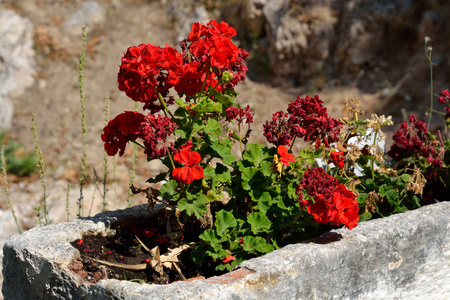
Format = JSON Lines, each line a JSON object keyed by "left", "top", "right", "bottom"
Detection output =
{"left": 238, "top": 123, "right": 243, "bottom": 157}
{"left": 371, "top": 131, "right": 378, "bottom": 180}
{"left": 425, "top": 44, "right": 434, "bottom": 128}
{"left": 157, "top": 90, "right": 175, "bottom": 119}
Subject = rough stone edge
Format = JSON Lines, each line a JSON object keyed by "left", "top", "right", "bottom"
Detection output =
{"left": 3, "top": 202, "right": 450, "bottom": 300}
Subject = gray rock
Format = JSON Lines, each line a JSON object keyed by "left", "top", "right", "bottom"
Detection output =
{"left": 3, "top": 202, "right": 449, "bottom": 299}
{"left": 64, "top": 1, "right": 106, "bottom": 36}
{"left": 0, "top": 9, "right": 36, "bottom": 130}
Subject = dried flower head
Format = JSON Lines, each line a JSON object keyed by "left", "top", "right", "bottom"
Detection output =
{"left": 365, "top": 191, "right": 381, "bottom": 213}
{"left": 406, "top": 168, "right": 427, "bottom": 196}
{"left": 367, "top": 114, "right": 393, "bottom": 132}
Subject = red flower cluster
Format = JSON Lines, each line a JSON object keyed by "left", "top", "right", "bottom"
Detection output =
{"left": 388, "top": 114, "right": 443, "bottom": 177}
{"left": 225, "top": 105, "right": 254, "bottom": 124}
{"left": 287, "top": 95, "right": 342, "bottom": 148}
{"left": 142, "top": 114, "right": 177, "bottom": 160}
{"left": 117, "top": 20, "right": 249, "bottom": 113}
{"left": 439, "top": 89, "right": 450, "bottom": 119}
{"left": 101, "top": 111, "right": 145, "bottom": 156}
{"left": 101, "top": 111, "right": 177, "bottom": 160}
{"left": 438, "top": 89, "right": 450, "bottom": 104}
{"left": 172, "top": 149, "right": 204, "bottom": 184}
{"left": 263, "top": 111, "right": 296, "bottom": 146}
{"left": 387, "top": 115, "right": 428, "bottom": 160}
{"left": 182, "top": 20, "right": 249, "bottom": 90}
{"left": 297, "top": 167, "right": 359, "bottom": 230}
{"left": 330, "top": 151, "right": 345, "bottom": 169}
{"left": 277, "top": 145, "right": 295, "bottom": 166}
{"left": 118, "top": 44, "right": 182, "bottom": 113}
{"left": 263, "top": 95, "right": 342, "bottom": 148}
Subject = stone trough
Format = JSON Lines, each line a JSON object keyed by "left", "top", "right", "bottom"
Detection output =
{"left": 2, "top": 201, "right": 450, "bottom": 299}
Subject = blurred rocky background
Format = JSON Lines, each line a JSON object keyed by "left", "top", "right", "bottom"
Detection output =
{"left": 0, "top": 0, "right": 449, "bottom": 296}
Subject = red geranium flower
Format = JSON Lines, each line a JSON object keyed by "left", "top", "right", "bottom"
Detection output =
{"left": 222, "top": 254, "right": 236, "bottom": 263}
{"left": 330, "top": 151, "right": 345, "bottom": 169}
{"left": 277, "top": 145, "right": 295, "bottom": 166}
{"left": 172, "top": 149, "right": 204, "bottom": 184}
{"left": 101, "top": 111, "right": 145, "bottom": 156}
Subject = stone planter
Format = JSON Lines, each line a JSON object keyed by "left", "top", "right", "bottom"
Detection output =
{"left": 2, "top": 201, "right": 450, "bottom": 300}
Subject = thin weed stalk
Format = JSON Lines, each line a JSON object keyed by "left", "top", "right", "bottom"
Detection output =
{"left": 425, "top": 37, "right": 434, "bottom": 128}
{"left": 88, "top": 166, "right": 97, "bottom": 216}
{"left": 77, "top": 24, "right": 88, "bottom": 217}
{"left": 1, "top": 146, "right": 22, "bottom": 234}
{"left": 113, "top": 155, "right": 117, "bottom": 209}
{"left": 30, "top": 114, "right": 50, "bottom": 225}
{"left": 65, "top": 183, "right": 70, "bottom": 222}
{"left": 102, "top": 93, "right": 110, "bottom": 211}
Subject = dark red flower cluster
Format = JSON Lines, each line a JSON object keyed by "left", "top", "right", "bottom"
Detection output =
{"left": 141, "top": 114, "right": 177, "bottom": 160}
{"left": 388, "top": 115, "right": 443, "bottom": 174}
{"left": 387, "top": 115, "right": 428, "bottom": 160}
{"left": 263, "top": 95, "right": 342, "bottom": 148}
{"left": 172, "top": 149, "right": 204, "bottom": 184}
{"left": 101, "top": 111, "right": 145, "bottom": 156}
{"left": 225, "top": 105, "right": 254, "bottom": 124}
{"left": 438, "top": 89, "right": 450, "bottom": 104}
{"left": 297, "top": 167, "right": 359, "bottom": 230}
{"left": 287, "top": 95, "right": 342, "bottom": 148}
{"left": 330, "top": 151, "right": 345, "bottom": 169}
{"left": 263, "top": 111, "right": 297, "bottom": 146}
{"left": 439, "top": 89, "right": 450, "bottom": 119}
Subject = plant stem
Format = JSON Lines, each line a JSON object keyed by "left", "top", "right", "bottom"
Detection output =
{"left": 371, "top": 131, "right": 378, "bottom": 180}
{"left": 425, "top": 44, "right": 434, "bottom": 128}
{"left": 1, "top": 146, "right": 22, "bottom": 234}
{"left": 65, "top": 183, "right": 70, "bottom": 222}
{"left": 78, "top": 23, "right": 88, "bottom": 217}
{"left": 238, "top": 123, "right": 243, "bottom": 157}
{"left": 30, "top": 114, "right": 50, "bottom": 225}
{"left": 157, "top": 90, "right": 175, "bottom": 119}
{"left": 102, "top": 93, "right": 110, "bottom": 211}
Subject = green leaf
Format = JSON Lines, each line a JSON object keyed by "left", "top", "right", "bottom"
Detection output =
{"left": 260, "top": 160, "right": 274, "bottom": 177}
{"left": 212, "top": 91, "right": 235, "bottom": 108}
{"left": 206, "top": 248, "right": 229, "bottom": 260}
{"left": 242, "top": 236, "right": 274, "bottom": 254}
{"left": 250, "top": 190, "right": 272, "bottom": 214}
{"left": 203, "top": 119, "right": 222, "bottom": 141}
{"left": 192, "top": 97, "right": 223, "bottom": 113}
{"left": 298, "top": 149, "right": 319, "bottom": 164}
{"left": 243, "top": 143, "right": 269, "bottom": 167}
{"left": 210, "top": 140, "right": 235, "bottom": 165}
{"left": 400, "top": 173, "right": 411, "bottom": 183}
{"left": 241, "top": 167, "right": 264, "bottom": 190}
{"left": 215, "top": 163, "right": 231, "bottom": 183}
{"left": 247, "top": 212, "right": 271, "bottom": 234}
{"left": 356, "top": 193, "right": 368, "bottom": 205}
{"left": 199, "top": 229, "right": 226, "bottom": 251}
{"left": 359, "top": 212, "right": 372, "bottom": 221}
{"left": 159, "top": 180, "right": 179, "bottom": 201}
{"left": 178, "top": 194, "right": 208, "bottom": 219}
{"left": 191, "top": 244, "right": 208, "bottom": 264}
{"left": 215, "top": 210, "right": 237, "bottom": 236}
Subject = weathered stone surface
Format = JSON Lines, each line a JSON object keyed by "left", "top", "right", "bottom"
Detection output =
{"left": 3, "top": 201, "right": 449, "bottom": 299}
{"left": 0, "top": 9, "right": 35, "bottom": 130}
{"left": 63, "top": 1, "right": 106, "bottom": 36}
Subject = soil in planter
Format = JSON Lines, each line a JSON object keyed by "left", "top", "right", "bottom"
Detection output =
{"left": 69, "top": 211, "right": 226, "bottom": 284}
